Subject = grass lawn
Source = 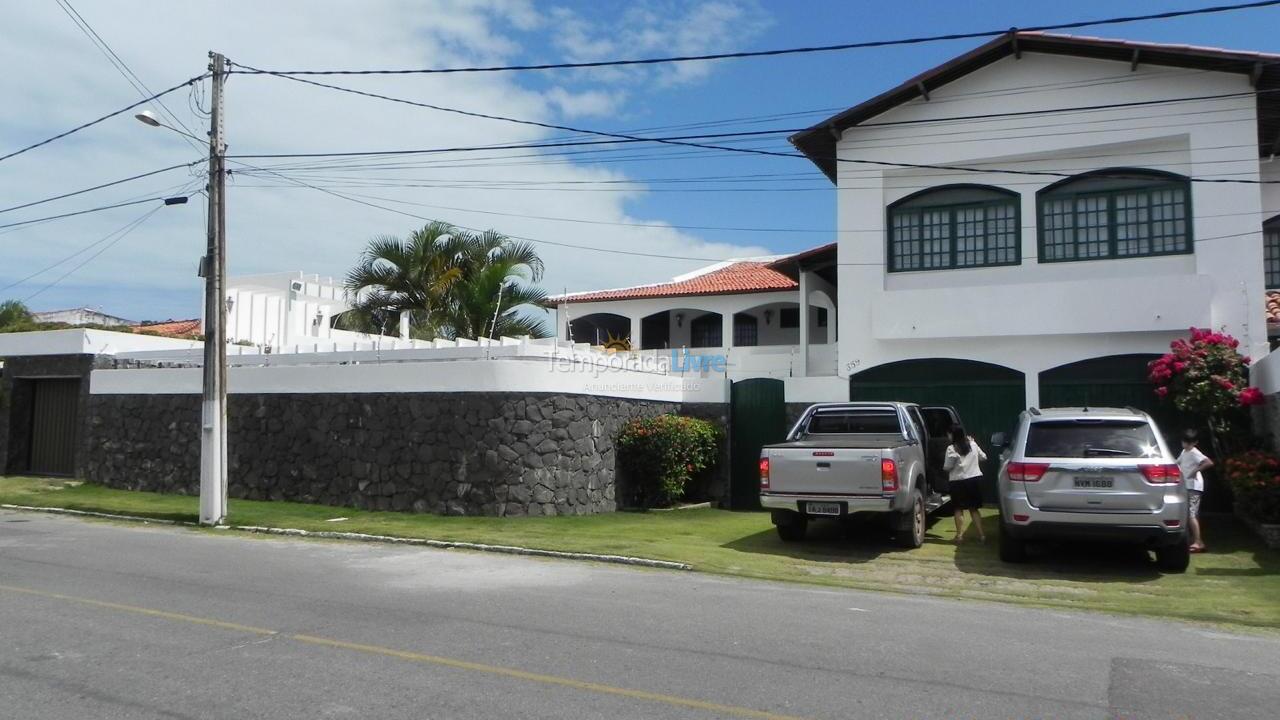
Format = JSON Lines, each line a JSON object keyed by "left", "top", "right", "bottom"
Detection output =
{"left": 3, "top": 475, "right": 1278, "bottom": 630}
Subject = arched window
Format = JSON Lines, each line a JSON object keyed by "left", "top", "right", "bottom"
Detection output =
{"left": 689, "top": 313, "right": 722, "bottom": 348}
{"left": 732, "top": 313, "right": 758, "bottom": 346}
{"left": 1265, "top": 215, "right": 1280, "bottom": 290}
{"left": 1038, "top": 169, "right": 1191, "bottom": 263}
{"left": 887, "top": 185, "right": 1020, "bottom": 272}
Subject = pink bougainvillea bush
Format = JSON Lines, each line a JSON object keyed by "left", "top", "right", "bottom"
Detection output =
{"left": 1148, "top": 328, "right": 1264, "bottom": 419}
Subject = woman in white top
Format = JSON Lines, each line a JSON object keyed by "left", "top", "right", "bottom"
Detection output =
{"left": 943, "top": 425, "right": 987, "bottom": 544}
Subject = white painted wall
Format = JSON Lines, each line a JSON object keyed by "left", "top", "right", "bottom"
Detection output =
{"left": 90, "top": 356, "right": 728, "bottom": 404}
{"left": 222, "top": 271, "right": 402, "bottom": 350}
{"left": 833, "top": 52, "right": 1270, "bottom": 402}
{"left": 0, "top": 328, "right": 201, "bottom": 356}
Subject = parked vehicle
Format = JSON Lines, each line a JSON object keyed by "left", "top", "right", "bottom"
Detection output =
{"left": 992, "top": 407, "right": 1190, "bottom": 572}
{"left": 759, "top": 402, "right": 959, "bottom": 548}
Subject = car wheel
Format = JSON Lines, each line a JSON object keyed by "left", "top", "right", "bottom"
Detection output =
{"left": 1154, "top": 541, "right": 1190, "bottom": 573}
{"left": 895, "top": 489, "right": 925, "bottom": 549}
{"left": 998, "top": 522, "right": 1028, "bottom": 563}
{"left": 774, "top": 513, "right": 807, "bottom": 542}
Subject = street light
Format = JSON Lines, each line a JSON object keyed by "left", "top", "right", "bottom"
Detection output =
{"left": 133, "top": 54, "right": 229, "bottom": 526}
{"left": 134, "top": 109, "right": 206, "bottom": 143}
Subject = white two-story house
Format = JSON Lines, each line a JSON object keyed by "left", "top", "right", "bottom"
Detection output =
{"left": 782, "top": 31, "right": 1279, "bottom": 443}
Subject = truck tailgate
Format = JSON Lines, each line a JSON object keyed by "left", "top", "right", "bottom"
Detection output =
{"left": 766, "top": 446, "right": 885, "bottom": 495}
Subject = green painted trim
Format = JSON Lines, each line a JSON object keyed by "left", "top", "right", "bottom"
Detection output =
{"left": 886, "top": 187, "right": 1021, "bottom": 273}
{"left": 1036, "top": 172, "right": 1193, "bottom": 265}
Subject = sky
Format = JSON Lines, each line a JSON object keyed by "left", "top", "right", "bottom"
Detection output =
{"left": 2, "top": 0, "right": 1279, "bottom": 323}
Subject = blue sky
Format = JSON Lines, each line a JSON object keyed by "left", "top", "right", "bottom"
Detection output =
{"left": 3, "top": 0, "right": 1279, "bottom": 322}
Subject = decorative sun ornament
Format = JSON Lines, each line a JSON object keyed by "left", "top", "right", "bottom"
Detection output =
{"left": 602, "top": 332, "right": 631, "bottom": 352}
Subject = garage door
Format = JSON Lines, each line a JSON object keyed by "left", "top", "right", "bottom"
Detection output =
{"left": 850, "top": 359, "right": 1026, "bottom": 495}
{"left": 1039, "top": 354, "right": 1187, "bottom": 442}
{"left": 29, "top": 378, "right": 81, "bottom": 476}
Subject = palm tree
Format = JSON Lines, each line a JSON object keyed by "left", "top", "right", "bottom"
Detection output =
{"left": 0, "top": 299, "right": 35, "bottom": 333}
{"left": 343, "top": 223, "right": 551, "bottom": 340}
{"left": 446, "top": 232, "right": 550, "bottom": 339}
{"left": 342, "top": 222, "right": 468, "bottom": 338}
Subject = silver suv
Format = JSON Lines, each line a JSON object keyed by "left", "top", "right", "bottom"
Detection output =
{"left": 992, "top": 407, "right": 1190, "bottom": 573}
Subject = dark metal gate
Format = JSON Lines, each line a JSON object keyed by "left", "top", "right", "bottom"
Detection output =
{"left": 729, "top": 378, "right": 787, "bottom": 510}
{"left": 29, "top": 378, "right": 80, "bottom": 476}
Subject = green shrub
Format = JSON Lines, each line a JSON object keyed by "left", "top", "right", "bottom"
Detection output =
{"left": 616, "top": 414, "right": 722, "bottom": 508}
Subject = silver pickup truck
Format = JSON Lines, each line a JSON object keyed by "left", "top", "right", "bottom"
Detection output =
{"left": 759, "top": 402, "right": 960, "bottom": 548}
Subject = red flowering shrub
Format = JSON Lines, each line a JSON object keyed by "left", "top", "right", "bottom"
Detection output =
{"left": 617, "top": 414, "right": 721, "bottom": 508}
{"left": 1224, "top": 449, "right": 1280, "bottom": 524}
{"left": 1148, "top": 328, "right": 1262, "bottom": 440}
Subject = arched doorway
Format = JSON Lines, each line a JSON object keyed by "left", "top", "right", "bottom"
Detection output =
{"left": 850, "top": 359, "right": 1026, "bottom": 490}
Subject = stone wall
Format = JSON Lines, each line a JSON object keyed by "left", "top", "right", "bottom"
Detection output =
{"left": 785, "top": 402, "right": 811, "bottom": 431}
{"left": 86, "top": 391, "right": 682, "bottom": 516}
{"left": 677, "top": 402, "right": 731, "bottom": 503}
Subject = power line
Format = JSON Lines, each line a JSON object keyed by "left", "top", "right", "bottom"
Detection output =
{"left": 0, "top": 74, "right": 206, "bottom": 164}
{"left": 227, "top": 159, "right": 738, "bottom": 261}
{"left": 0, "top": 184, "right": 198, "bottom": 294}
{"left": 53, "top": 0, "right": 206, "bottom": 155}
{"left": 237, "top": 167, "right": 1280, "bottom": 232}
{"left": 227, "top": 1, "right": 1280, "bottom": 75}
{"left": 0, "top": 196, "right": 185, "bottom": 231}
{"left": 0, "top": 161, "right": 200, "bottom": 215}
{"left": 20, "top": 205, "right": 165, "bottom": 302}
{"left": 224, "top": 72, "right": 1280, "bottom": 184}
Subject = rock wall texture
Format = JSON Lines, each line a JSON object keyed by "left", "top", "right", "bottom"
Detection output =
{"left": 86, "top": 392, "right": 690, "bottom": 516}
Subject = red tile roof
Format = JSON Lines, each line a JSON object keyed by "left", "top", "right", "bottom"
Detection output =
{"left": 549, "top": 261, "right": 798, "bottom": 305}
{"left": 1268, "top": 291, "right": 1280, "bottom": 328}
{"left": 133, "top": 319, "right": 202, "bottom": 338}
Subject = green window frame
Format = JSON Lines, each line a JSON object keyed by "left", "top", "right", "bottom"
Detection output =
{"left": 887, "top": 186, "right": 1020, "bottom": 273}
{"left": 1265, "top": 217, "right": 1280, "bottom": 290}
{"left": 1037, "top": 171, "right": 1192, "bottom": 264}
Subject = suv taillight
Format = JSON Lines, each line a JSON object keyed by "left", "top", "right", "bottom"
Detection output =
{"left": 1139, "top": 464, "right": 1182, "bottom": 484}
{"left": 759, "top": 457, "right": 770, "bottom": 490}
{"left": 881, "top": 458, "right": 898, "bottom": 492}
{"left": 1008, "top": 462, "right": 1049, "bottom": 482}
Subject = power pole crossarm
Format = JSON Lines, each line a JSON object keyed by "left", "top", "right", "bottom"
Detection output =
{"left": 200, "top": 51, "right": 228, "bottom": 526}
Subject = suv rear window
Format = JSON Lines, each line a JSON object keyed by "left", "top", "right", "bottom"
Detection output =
{"left": 1024, "top": 420, "right": 1161, "bottom": 458}
{"left": 807, "top": 410, "right": 900, "bottom": 434}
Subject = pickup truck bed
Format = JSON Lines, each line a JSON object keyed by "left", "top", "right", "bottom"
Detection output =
{"left": 759, "top": 402, "right": 961, "bottom": 548}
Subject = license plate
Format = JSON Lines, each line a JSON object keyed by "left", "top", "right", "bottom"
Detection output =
{"left": 805, "top": 502, "right": 842, "bottom": 516}
{"left": 1073, "top": 477, "right": 1114, "bottom": 489}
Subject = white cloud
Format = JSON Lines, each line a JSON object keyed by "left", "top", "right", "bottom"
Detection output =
{"left": 544, "top": 86, "right": 626, "bottom": 118}
{"left": 547, "top": 0, "right": 773, "bottom": 86}
{"left": 0, "top": 0, "right": 776, "bottom": 322}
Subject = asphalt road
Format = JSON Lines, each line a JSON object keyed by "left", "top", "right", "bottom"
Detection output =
{"left": 1, "top": 510, "right": 1277, "bottom": 720}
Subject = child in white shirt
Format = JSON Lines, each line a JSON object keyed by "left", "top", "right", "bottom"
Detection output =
{"left": 1176, "top": 429, "right": 1214, "bottom": 553}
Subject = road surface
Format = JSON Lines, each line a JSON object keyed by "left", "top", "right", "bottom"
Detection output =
{"left": 1, "top": 509, "right": 1277, "bottom": 719}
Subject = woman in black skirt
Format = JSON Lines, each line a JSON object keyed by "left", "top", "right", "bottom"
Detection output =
{"left": 944, "top": 425, "right": 987, "bottom": 543}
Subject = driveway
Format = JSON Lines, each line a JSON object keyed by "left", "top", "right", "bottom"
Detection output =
{"left": 1, "top": 510, "right": 1277, "bottom": 719}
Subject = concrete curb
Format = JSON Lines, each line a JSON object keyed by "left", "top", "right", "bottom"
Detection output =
{"left": 0, "top": 504, "right": 693, "bottom": 571}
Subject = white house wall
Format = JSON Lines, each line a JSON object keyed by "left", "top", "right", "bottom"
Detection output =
{"left": 834, "top": 52, "right": 1269, "bottom": 401}
{"left": 557, "top": 290, "right": 834, "bottom": 349}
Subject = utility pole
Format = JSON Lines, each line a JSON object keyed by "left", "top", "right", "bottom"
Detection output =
{"left": 199, "top": 51, "right": 228, "bottom": 525}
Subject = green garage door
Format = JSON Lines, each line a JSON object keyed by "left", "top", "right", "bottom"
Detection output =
{"left": 850, "top": 359, "right": 1026, "bottom": 493}
{"left": 1039, "top": 354, "right": 1187, "bottom": 443}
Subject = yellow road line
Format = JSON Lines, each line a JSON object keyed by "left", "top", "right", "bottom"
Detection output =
{"left": 290, "top": 633, "right": 808, "bottom": 720}
{"left": 0, "top": 583, "right": 276, "bottom": 636}
{"left": 0, "top": 583, "right": 810, "bottom": 720}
